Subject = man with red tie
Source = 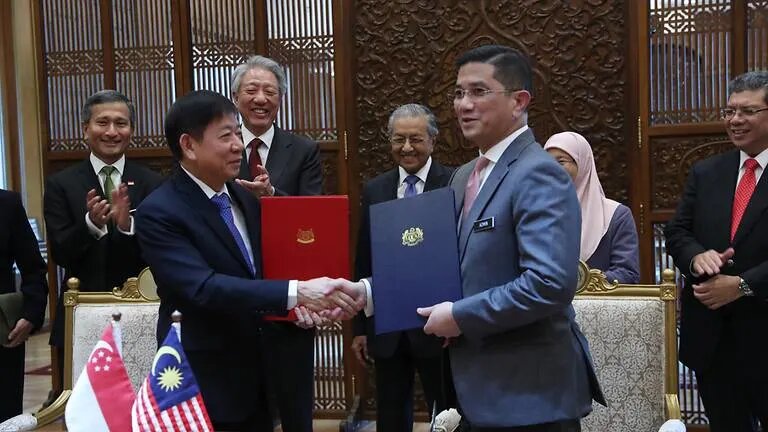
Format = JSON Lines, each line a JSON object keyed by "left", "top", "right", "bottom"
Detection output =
{"left": 665, "top": 70, "right": 768, "bottom": 432}
{"left": 230, "top": 55, "right": 323, "bottom": 432}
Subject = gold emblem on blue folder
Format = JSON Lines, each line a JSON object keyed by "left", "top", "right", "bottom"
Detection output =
{"left": 401, "top": 227, "right": 424, "bottom": 247}
{"left": 297, "top": 228, "right": 315, "bottom": 244}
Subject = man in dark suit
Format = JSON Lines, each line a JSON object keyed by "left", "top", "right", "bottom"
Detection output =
{"left": 44, "top": 90, "right": 162, "bottom": 388}
{"left": 410, "top": 45, "right": 604, "bottom": 430}
{"left": 351, "top": 103, "right": 453, "bottom": 431}
{"left": 231, "top": 55, "right": 323, "bottom": 432}
{"left": 135, "top": 90, "right": 362, "bottom": 431}
{"left": 665, "top": 71, "right": 768, "bottom": 432}
{"left": 0, "top": 190, "right": 47, "bottom": 422}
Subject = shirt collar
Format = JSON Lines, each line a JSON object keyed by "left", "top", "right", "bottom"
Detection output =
{"left": 740, "top": 148, "right": 768, "bottom": 170}
{"left": 90, "top": 153, "right": 126, "bottom": 176}
{"left": 398, "top": 156, "right": 433, "bottom": 185}
{"left": 479, "top": 125, "right": 529, "bottom": 163}
{"left": 241, "top": 123, "right": 275, "bottom": 150}
{"left": 180, "top": 164, "right": 229, "bottom": 200}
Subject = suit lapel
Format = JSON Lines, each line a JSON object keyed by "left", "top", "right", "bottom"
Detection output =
{"left": 173, "top": 172, "right": 253, "bottom": 275}
{"left": 458, "top": 130, "right": 535, "bottom": 261}
{"left": 78, "top": 160, "right": 103, "bottom": 197}
{"left": 121, "top": 161, "right": 143, "bottom": 209}
{"left": 424, "top": 162, "right": 447, "bottom": 192}
{"left": 706, "top": 151, "right": 739, "bottom": 245}
{"left": 733, "top": 159, "right": 768, "bottom": 245}
{"left": 230, "top": 184, "right": 262, "bottom": 276}
{"left": 265, "top": 126, "right": 290, "bottom": 188}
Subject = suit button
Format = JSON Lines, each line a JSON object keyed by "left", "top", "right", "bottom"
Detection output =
{"left": 727, "top": 259, "right": 735, "bottom": 267}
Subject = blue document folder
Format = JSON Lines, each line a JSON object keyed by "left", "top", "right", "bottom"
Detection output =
{"left": 370, "top": 187, "right": 463, "bottom": 335}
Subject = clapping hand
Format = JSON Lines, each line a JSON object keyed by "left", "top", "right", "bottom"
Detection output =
{"left": 235, "top": 165, "right": 274, "bottom": 197}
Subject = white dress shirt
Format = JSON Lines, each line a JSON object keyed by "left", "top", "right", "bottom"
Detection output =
{"left": 242, "top": 123, "right": 275, "bottom": 167}
{"left": 397, "top": 157, "right": 433, "bottom": 199}
{"left": 85, "top": 153, "right": 134, "bottom": 238}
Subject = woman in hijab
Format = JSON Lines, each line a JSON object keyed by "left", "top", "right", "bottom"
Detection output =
{"left": 544, "top": 132, "right": 640, "bottom": 283}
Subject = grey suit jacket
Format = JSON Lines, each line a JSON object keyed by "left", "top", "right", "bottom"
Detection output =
{"left": 449, "top": 129, "right": 604, "bottom": 427}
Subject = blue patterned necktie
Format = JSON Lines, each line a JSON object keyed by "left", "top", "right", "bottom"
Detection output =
{"left": 210, "top": 193, "right": 255, "bottom": 275}
{"left": 404, "top": 174, "right": 420, "bottom": 198}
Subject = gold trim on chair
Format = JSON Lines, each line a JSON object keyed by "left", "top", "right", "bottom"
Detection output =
{"left": 33, "top": 268, "right": 161, "bottom": 428}
{"left": 575, "top": 262, "right": 680, "bottom": 427}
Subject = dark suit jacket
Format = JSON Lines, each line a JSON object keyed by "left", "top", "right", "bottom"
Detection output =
{"left": 135, "top": 170, "right": 291, "bottom": 423}
{"left": 665, "top": 149, "right": 768, "bottom": 373}
{"left": 0, "top": 190, "right": 47, "bottom": 330}
{"left": 353, "top": 161, "right": 454, "bottom": 358}
{"left": 238, "top": 125, "right": 323, "bottom": 196}
{"left": 44, "top": 159, "right": 162, "bottom": 346}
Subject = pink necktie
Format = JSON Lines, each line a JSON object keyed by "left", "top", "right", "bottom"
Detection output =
{"left": 731, "top": 158, "right": 759, "bottom": 241}
{"left": 463, "top": 156, "right": 491, "bottom": 218}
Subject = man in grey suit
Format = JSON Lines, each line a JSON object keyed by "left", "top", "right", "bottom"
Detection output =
{"left": 414, "top": 45, "right": 605, "bottom": 430}
{"left": 231, "top": 55, "right": 323, "bottom": 432}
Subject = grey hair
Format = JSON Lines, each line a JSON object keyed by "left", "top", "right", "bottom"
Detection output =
{"left": 387, "top": 104, "right": 439, "bottom": 138}
{"left": 728, "top": 71, "right": 768, "bottom": 103}
{"left": 230, "top": 55, "right": 288, "bottom": 97}
{"left": 81, "top": 90, "right": 136, "bottom": 127}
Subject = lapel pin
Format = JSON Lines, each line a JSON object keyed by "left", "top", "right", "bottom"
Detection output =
{"left": 127, "top": 181, "right": 135, "bottom": 186}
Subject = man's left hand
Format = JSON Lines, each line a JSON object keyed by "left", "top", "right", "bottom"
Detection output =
{"left": 235, "top": 165, "right": 274, "bottom": 197}
{"left": 4, "top": 318, "right": 34, "bottom": 348}
{"left": 110, "top": 183, "right": 132, "bottom": 232}
{"left": 418, "top": 302, "right": 461, "bottom": 338}
{"left": 693, "top": 274, "right": 743, "bottom": 309}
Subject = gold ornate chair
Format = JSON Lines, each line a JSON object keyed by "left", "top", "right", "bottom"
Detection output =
{"left": 573, "top": 261, "right": 681, "bottom": 432}
{"left": 33, "top": 267, "right": 160, "bottom": 428}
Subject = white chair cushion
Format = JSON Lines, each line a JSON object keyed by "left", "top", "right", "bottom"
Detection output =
{"left": 71, "top": 303, "right": 159, "bottom": 391}
{"left": 574, "top": 297, "right": 666, "bottom": 432}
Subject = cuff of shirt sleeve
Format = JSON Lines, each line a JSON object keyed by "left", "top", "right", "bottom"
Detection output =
{"left": 85, "top": 212, "right": 108, "bottom": 239}
{"left": 287, "top": 280, "right": 298, "bottom": 309}
{"left": 117, "top": 216, "right": 135, "bottom": 235}
{"left": 361, "top": 278, "right": 374, "bottom": 317}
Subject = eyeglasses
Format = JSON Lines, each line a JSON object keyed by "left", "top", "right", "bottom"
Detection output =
{"left": 721, "top": 107, "right": 768, "bottom": 120}
{"left": 449, "top": 88, "right": 518, "bottom": 103}
{"left": 390, "top": 136, "right": 428, "bottom": 146}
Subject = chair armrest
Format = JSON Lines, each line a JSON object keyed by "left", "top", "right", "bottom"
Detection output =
{"left": 34, "top": 390, "right": 71, "bottom": 428}
{"left": 665, "top": 393, "right": 681, "bottom": 420}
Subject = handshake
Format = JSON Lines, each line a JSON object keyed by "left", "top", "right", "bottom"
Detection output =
{"left": 293, "top": 277, "right": 367, "bottom": 326}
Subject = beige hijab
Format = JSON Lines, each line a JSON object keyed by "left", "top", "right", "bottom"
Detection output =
{"left": 544, "top": 132, "right": 619, "bottom": 261}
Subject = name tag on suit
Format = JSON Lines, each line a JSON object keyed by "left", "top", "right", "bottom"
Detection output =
{"left": 473, "top": 217, "right": 495, "bottom": 232}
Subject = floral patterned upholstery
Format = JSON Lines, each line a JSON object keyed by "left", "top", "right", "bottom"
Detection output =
{"left": 71, "top": 302, "right": 160, "bottom": 391}
{"left": 574, "top": 297, "right": 668, "bottom": 432}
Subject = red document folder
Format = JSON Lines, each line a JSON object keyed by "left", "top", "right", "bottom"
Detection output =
{"left": 260, "top": 196, "right": 350, "bottom": 320}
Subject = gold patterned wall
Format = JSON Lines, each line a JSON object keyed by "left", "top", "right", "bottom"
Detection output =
{"left": 354, "top": 0, "right": 631, "bottom": 203}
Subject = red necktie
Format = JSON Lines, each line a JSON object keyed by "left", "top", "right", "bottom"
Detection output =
{"left": 248, "top": 138, "right": 263, "bottom": 179}
{"left": 463, "top": 156, "right": 491, "bottom": 218}
{"left": 731, "top": 158, "right": 759, "bottom": 241}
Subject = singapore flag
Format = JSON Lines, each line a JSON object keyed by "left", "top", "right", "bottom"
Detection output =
{"left": 65, "top": 321, "right": 136, "bottom": 431}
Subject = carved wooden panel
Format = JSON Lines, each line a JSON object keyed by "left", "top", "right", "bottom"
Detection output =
{"left": 650, "top": 134, "right": 731, "bottom": 210}
{"left": 189, "top": 0, "right": 258, "bottom": 96}
{"left": 354, "top": 0, "right": 630, "bottom": 202}
{"left": 748, "top": 0, "right": 768, "bottom": 71}
{"left": 649, "top": 0, "right": 733, "bottom": 125}
{"left": 113, "top": 0, "right": 175, "bottom": 149}
{"left": 42, "top": 0, "right": 105, "bottom": 152}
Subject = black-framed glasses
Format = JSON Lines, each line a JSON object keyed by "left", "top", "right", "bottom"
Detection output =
{"left": 721, "top": 107, "right": 768, "bottom": 120}
{"left": 449, "top": 88, "right": 519, "bottom": 103}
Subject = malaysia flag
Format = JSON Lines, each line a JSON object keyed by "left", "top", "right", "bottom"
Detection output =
{"left": 64, "top": 321, "right": 136, "bottom": 431}
{"left": 131, "top": 324, "right": 213, "bottom": 432}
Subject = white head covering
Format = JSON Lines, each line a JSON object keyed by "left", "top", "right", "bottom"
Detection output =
{"left": 544, "top": 132, "right": 619, "bottom": 261}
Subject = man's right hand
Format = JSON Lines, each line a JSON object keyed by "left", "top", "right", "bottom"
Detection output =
{"left": 691, "top": 247, "right": 735, "bottom": 277}
{"left": 297, "top": 277, "right": 363, "bottom": 319}
{"left": 351, "top": 335, "right": 371, "bottom": 366}
{"left": 86, "top": 188, "right": 110, "bottom": 228}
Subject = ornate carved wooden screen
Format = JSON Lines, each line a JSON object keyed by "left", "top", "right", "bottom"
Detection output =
{"left": 38, "top": 0, "right": 351, "bottom": 417}
{"left": 639, "top": 0, "right": 766, "bottom": 426}
{"left": 351, "top": 0, "right": 632, "bottom": 419}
